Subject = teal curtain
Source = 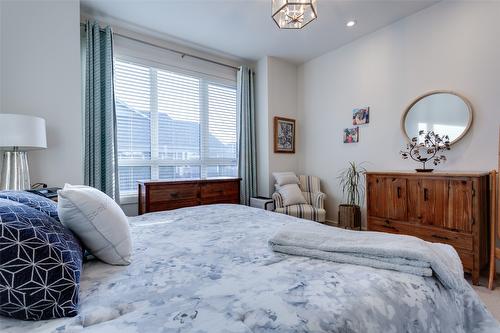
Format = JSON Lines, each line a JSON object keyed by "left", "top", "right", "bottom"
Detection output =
{"left": 84, "top": 21, "right": 119, "bottom": 201}
{"left": 237, "top": 66, "right": 257, "bottom": 205}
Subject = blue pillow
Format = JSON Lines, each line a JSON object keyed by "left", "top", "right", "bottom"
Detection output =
{"left": 0, "top": 199, "right": 83, "bottom": 320}
{"left": 0, "top": 192, "right": 95, "bottom": 263}
{"left": 0, "top": 191, "right": 60, "bottom": 221}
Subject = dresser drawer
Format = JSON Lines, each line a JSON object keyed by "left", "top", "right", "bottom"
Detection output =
{"left": 368, "top": 217, "right": 473, "bottom": 252}
{"left": 138, "top": 178, "right": 241, "bottom": 214}
{"left": 149, "top": 184, "right": 199, "bottom": 203}
{"left": 368, "top": 217, "right": 415, "bottom": 235}
{"left": 200, "top": 181, "right": 240, "bottom": 204}
{"left": 149, "top": 199, "right": 200, "bottom": 212}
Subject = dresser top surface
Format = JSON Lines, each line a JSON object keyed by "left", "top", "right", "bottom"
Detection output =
{"left": 365, "top": 170, "right": 490, "bottom": 177}
{"left": 138, "top": 177, "right": 241, "bottom": 186}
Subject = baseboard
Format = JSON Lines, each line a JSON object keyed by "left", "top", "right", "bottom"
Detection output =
{"left": 325, "top": 219, "right": 339, "bottom": 226}
{"left": 325, "top": 219, "right": 367, "bottom": 231}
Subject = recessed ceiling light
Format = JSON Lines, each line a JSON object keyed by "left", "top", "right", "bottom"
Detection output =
{"left": 346, "top": 20, "right": 357, "bottom": 27}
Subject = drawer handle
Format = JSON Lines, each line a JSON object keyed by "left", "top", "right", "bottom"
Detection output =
{"left": 431, "top": 234, "right": 449, "bottom": 241}
{"left": 397, "top": 187, "right": 401, "bottom": 199}
{"left": 424, "top": 188, "right": 429, "bottom": 201}
{"left": 382, "top": 224, "right": 396, "bottom": 230}
{"left": 170, "top": 192, "right": 179, "bottom": 197}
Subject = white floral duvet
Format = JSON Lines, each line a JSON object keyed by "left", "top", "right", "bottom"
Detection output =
{"left": 3, "top": 204, "right": 499, "bottom": 333}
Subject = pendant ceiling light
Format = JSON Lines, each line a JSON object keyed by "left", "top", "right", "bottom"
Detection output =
{"left": 272, "top": 0, "right": 317, "bottom": 29}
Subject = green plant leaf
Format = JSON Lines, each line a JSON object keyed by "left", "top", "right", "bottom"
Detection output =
{"left": 337, "top": 161, "right": 367, "bottom": 206}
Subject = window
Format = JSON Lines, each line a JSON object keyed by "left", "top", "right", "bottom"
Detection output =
{"left": 114, "top": 59, "right": 238, "bottom": 196}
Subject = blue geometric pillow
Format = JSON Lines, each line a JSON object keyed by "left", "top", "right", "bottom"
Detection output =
{"left": 0, "top": 191, "right": 95, "bottom": 264}
{"left": 0, "top": 199, "right": 83, "bottom": 320}
{"left": 0, "top": 191, "right": 60, "bottom": 222}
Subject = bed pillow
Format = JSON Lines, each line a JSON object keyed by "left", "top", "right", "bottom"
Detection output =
{"left": 273, "top": 172, "right": 300, "bottom": 187}
{"left": 57, "top": 184, "right": 132, "bottom": 266}
{"left": 278, "top": 184, "right": 307, "bottom": 206}
{"left": 0, "top": 199, "right": 83, "bottom": 320}
{"left": 0, "top": 190, "right": 60, "bottom": 221}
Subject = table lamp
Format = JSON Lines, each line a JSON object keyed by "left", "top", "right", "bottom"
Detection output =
{"left": 0, "top": 114, "right": 47, "bottom": 190}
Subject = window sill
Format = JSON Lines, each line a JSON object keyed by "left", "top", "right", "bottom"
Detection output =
{"left": 120, "top": 195, "right": 138, "bottom": 205}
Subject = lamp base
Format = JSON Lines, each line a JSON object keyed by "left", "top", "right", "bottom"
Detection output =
{"left": 0, "top": 151, "right": 31, "bottom": 190}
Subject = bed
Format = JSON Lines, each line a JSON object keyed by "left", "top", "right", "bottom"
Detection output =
{"left": 2, "top": 204, "right": 498, "bottom": 332}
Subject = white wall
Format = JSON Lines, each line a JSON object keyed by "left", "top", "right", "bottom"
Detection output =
{"left": 267, "top": 57, "right": 299, "bottom": 193}
{"left": 0, "top": 0, "right": 82, "bottom": 186}
{"left": 255, "top": 56, "right": 299, "bottom": 197}
{"left": 297, "top": 1, "right": 500, "bottom": 225}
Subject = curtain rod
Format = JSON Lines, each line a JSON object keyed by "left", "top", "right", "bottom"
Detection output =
{"left": 81, "top": 23, "right": 240, "bottom": 71}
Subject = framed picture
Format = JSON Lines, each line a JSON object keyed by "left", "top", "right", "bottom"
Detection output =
{"left": 353, "top": 107, "right": 370, "bottom": 125}
{"left": 343, "top": 127, "right": 359, "bottom": 143}
{"left": 274, "top": 116, "right": 295, "bottom": 153}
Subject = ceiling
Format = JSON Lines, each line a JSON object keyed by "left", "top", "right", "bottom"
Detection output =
{"left": 81, "top": 0, "right": 438, "bottom": 64}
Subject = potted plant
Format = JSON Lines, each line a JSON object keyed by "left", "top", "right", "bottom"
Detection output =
{"left": 337, "top": 161, "right": 366, "bottom": 230}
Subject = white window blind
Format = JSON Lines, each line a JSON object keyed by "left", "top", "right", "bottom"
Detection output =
{"left": 114, "top": 58, "right": 238, "bottom": 196}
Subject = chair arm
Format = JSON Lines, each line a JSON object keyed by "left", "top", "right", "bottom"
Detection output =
{"left": 312, "top": 192, "right": 326, "bottom": 209}
{"left": 272, "top": 192, "right": 284, "bottom": 209}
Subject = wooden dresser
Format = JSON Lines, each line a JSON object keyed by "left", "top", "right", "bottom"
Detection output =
{"left": 138, "top": 178, "right": 241, "bottom": 215}
{"left": 366, "top": 171, "right": 489, "bottom": 285}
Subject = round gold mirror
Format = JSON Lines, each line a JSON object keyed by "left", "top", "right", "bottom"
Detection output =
{"left": 401, "top": 91, "right": 473, "bottom": 145}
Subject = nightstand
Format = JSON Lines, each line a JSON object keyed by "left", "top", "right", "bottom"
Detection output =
{"left": 27, "top": 187, "right": 60, "bottom": 202}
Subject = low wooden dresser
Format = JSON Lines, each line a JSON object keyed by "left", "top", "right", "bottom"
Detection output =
{"left": 366, "top": 171, "right": 489, "bottom": 285}
{"left": 138, "top": 178, "right": 241, "bottom": 215}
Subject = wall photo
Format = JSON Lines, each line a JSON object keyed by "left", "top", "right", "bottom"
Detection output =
{"left": 343, "top": 127, "right": 359, "bottom": 143}
{"left": 353, "top": 107, "right": 370, "bottom": 125}
{"left": 274, "top": 117, "right": 296, "bottom": 153}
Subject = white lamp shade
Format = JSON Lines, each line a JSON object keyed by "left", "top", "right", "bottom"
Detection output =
{"left": 0, "top": 114, "right": 47, "bottom": 150}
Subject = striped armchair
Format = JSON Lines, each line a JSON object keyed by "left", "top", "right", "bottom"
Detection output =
{"left": 273, "top": 175, "right": 326, "bottom": 222}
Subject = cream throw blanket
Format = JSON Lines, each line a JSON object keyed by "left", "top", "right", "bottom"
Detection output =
{"left": 269, "top": 221, "right": 466, "bottom": 291}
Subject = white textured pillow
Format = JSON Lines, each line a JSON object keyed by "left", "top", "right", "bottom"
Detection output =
{"left": 58, "top": 184, "right": 132, "bottom": 265}
{"left": 278, "top": 184, "right": 307, "bottom": 206}
{"left": 273, "top": 172, "right": 300, "bottom": 186}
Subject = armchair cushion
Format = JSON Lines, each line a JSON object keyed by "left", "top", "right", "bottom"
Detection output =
{"left": 278, "top": 184, "right": 307, "bottom": 206}
{"left": 273, "top": 172, "right": 300, "bottom": 187}
{"left": 275, "top": 204, "right": 326, "bottom": 223}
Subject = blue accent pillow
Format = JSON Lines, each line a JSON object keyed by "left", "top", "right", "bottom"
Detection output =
{"left": 0, "top": 199, "right": 83, "bottom": 320}
{"left": 0, "top": 192, "right": 96, "bottom": 263}
{"left": 0, "top": 191, "right": 60, "bottom": 222}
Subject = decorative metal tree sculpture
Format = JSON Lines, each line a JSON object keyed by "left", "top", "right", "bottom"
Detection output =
{"left": 400, "top": 130, "right": 450, "bottom": 172}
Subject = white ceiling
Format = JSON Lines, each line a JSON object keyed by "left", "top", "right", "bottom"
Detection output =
{"left": 81, "top": 0, "right": 438, "bottom": 64}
